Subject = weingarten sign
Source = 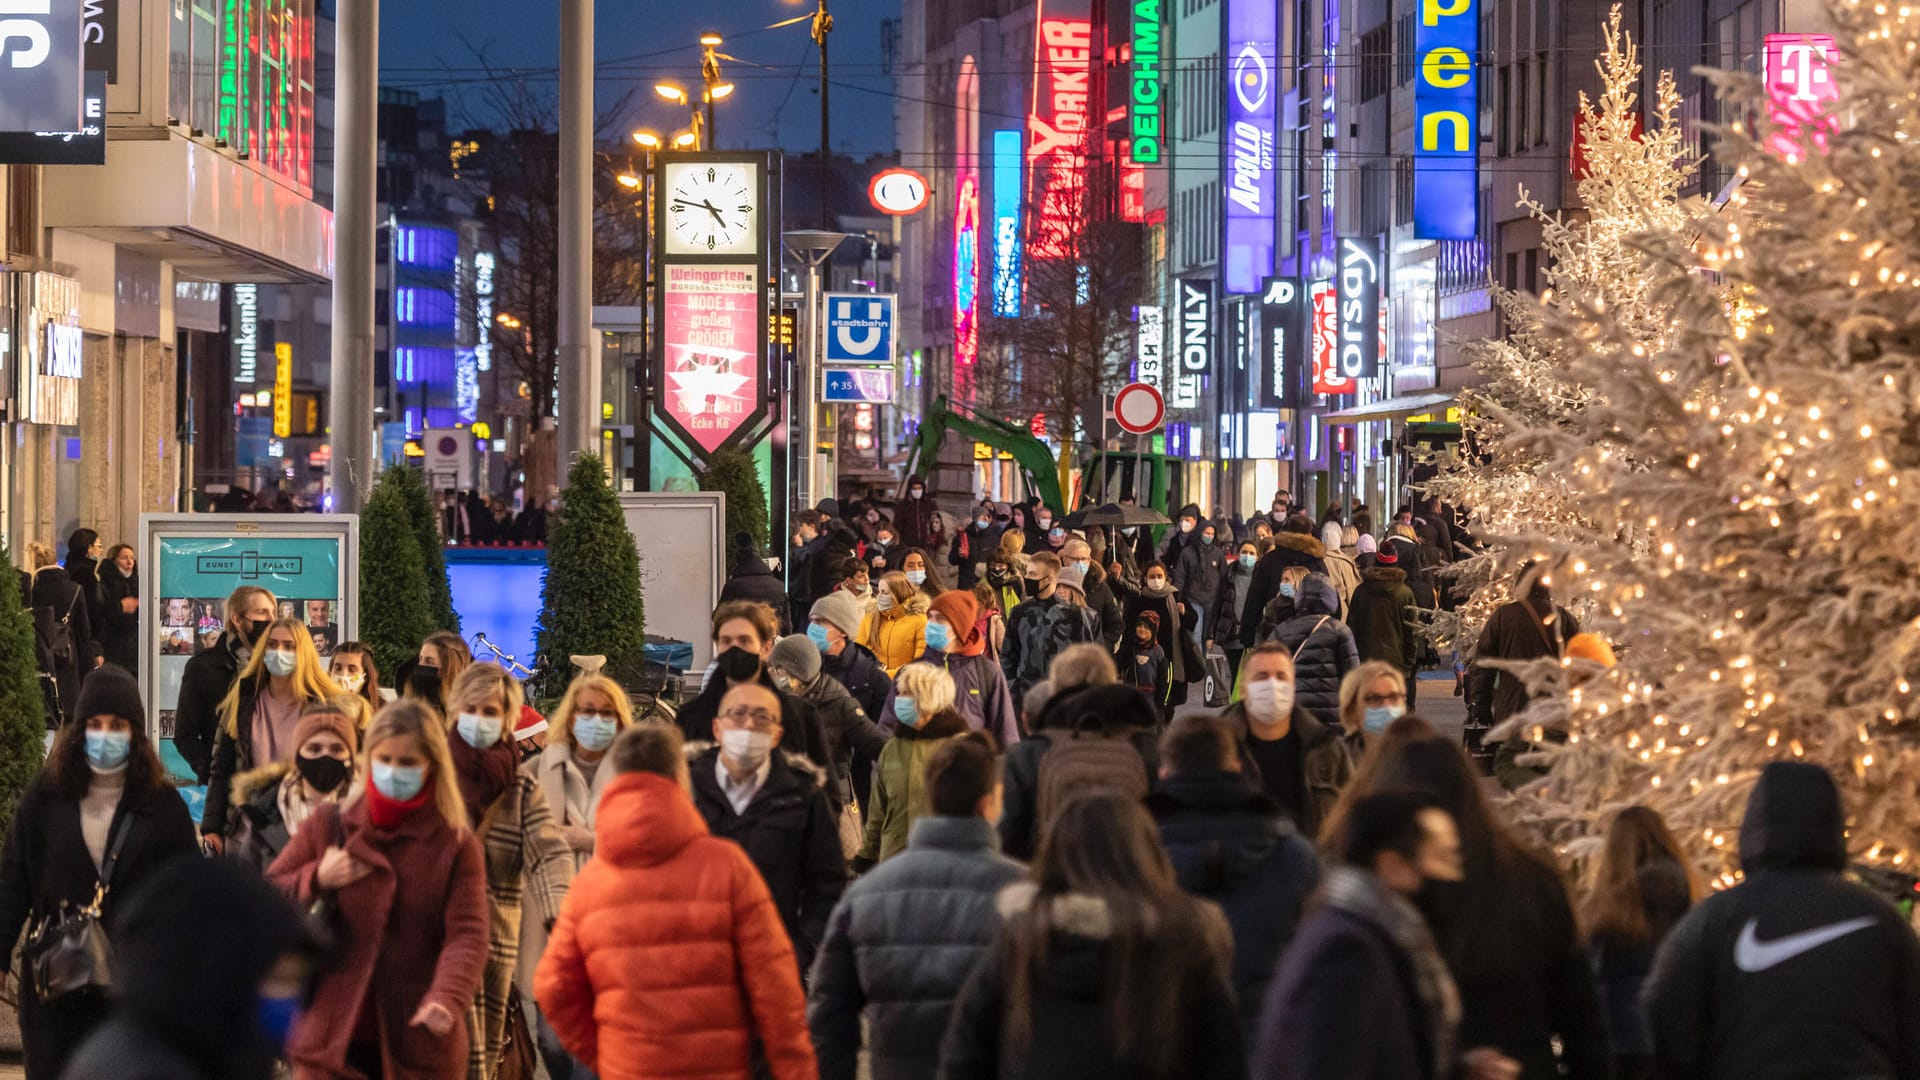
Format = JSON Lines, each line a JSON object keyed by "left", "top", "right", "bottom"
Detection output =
{"left": 1222, "top": 0, "right": 1276, "bottom": 294}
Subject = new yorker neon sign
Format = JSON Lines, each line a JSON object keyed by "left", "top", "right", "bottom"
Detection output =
{"left": 1413, "top": 0, "right": 1478, "bottom": 240}
{"left": 1130, "top": 0, "right": 1162, "bottom": 164}
{"left": 1027, "top": 1, "right": 1092, "bottom": 259}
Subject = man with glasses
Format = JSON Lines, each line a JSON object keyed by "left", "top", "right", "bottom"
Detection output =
{"left": 688, "top": 681, "right": 847, "bottom": 975}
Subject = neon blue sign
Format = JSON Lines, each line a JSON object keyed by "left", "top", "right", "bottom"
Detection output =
{"left": 991, "top": 129, "right": 1024, "bottom": 317}
{"left": 1414, "top": 0, "right": 1479, "bottom": 240}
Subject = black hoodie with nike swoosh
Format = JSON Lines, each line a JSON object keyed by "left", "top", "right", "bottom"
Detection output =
{"left": 1644, "top": 761, "right": 1920, "bottom": 1080}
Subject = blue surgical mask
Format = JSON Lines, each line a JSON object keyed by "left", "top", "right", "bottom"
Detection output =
{"left": 807, "top": 622, "right": 833, "bottom": 652}
{"left": 1363, "top": 704, "right": 1405, "bottom": 735}
{"left": 1072, "top": 560, "right": 1091, "bottom": 576}
{"left": 573, "top": 715, "right": 618, "bottom": 752}
{"left": 906, "top": 570, "right": 927, "bottom": 586}
{"left": 1280, "top": 582, "right": 1297, "bottom": 599}
{"left": 256, "top": 993, "right": 302, "bottom": 1051}
{"left": 370, "top": 762, "right": 426, "bottom": 801}
{"left": 84, "top": 729, "right": 132, "bottom": 772}
{"left": 924, "top": 621, "right": 953, "bottom": 652}
{"left": 894, "top": 696, "right": 922, "bottom": 727}
{"left": 1239, "top": 554, "right": 1257, "bottom": 570}
{"left": 975, "top": 518, "right": 991, "bottom": 530}
{"left": 457, "top": 712, "right": 504, "bottom": 749}
{"left": 263, "top": 648, "right": 297, "bottom": 678}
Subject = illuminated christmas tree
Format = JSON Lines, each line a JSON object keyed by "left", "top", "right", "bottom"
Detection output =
{"left": 1494, "top": 0, "right": 1920, "bottom": 882}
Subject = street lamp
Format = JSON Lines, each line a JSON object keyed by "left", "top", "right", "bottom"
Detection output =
{"left": 654, "top": 80, "right": 708, "bottom": 150}
{"left": 699, "top": 32, "right": 726, "bottom": 147}
{"left": 672, "top": 131, "right": 698, "bottom": 149}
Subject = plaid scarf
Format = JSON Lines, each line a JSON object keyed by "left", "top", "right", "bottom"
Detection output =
{"left": 1321, "top": 866, "right": 1460, "bottom": 1078}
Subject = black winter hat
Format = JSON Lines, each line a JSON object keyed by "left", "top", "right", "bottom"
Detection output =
{"left": 74, "top": 663, "right": 144, "bottom": 727}
{"left": 816, "top": 498, "right": 841, "bottom": 518}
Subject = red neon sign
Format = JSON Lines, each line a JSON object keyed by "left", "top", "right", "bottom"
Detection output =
{"left": 1310, "top": 280, "right": 1352, "bottom": 396}
{"left": 954, "top": 177, "right": 980, "bottom": 375}
{"left": 1027, "top": 3, "right": 1093, "bottom": 259}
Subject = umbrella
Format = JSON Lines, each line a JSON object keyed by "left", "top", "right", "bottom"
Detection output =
{"left": 1061, "top": 502, "right": 1170, "bottom": 529}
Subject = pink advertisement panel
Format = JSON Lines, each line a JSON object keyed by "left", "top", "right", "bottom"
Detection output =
{"left": 662, "top": 264, "right": 760, "bottom": 453}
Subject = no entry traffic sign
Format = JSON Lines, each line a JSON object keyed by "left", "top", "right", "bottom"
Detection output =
{"left": 1113, "top": 382, "right": 1166, "bottom": 435}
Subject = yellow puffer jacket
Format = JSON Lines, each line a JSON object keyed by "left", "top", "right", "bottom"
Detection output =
{"left": 861, "top": 593, "right": 930, "bottom": 676}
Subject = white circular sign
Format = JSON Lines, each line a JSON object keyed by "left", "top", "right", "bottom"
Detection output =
{"left": 1113, "top": 382, "right": 1166, "bottom": 435}
{"left": 869, "top": 169, "right": 931, "bottom": 215}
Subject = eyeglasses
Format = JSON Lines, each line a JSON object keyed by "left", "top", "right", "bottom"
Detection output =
{"left": 1361, "top": 692, "right": 1408, "bottom": 707}
{"left": 719, "top": 706, "right": 779, "bottom": 730}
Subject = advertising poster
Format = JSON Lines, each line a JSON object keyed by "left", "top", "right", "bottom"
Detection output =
{"left": 1223, "top": 0, "right": 1277, "bottom": 293}
{"left": 1259, "top": 278, "right": 1299, "bottom": 409}
{"left": 1310, "top": 280, "right": 1352, "bottom": 396}
{"left": 662, "top": 264, "right": 760, "bottom": 454}
{"left": 141, "top": 516, "right": 357, "bottom": 783}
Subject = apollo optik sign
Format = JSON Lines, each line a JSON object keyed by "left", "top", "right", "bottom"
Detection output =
{"left": 1413, "top": 0, "right": 1478, "bottom": 240}
{"left": 1129, "top": 0, "right": 1162, "bottom": 164}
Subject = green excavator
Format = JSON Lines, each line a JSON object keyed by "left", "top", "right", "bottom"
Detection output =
{"left": 905, "top": 395, "right": 1185, "bottom": 516}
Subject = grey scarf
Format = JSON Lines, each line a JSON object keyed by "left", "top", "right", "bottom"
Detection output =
{"left": 1321, "top": 866, "right": 1460, "bottom": 1078}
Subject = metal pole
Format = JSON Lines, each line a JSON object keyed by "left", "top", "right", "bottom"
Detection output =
{"left": 327, "top": 0, "right": 378, "bottom": 513}
{"left": 800, "top": 258, "right": 821, "bottom": 509}
{"left": 815, "top": 0, "right": 833, "bottom": 222}
{"left": 557, "top": 0, "right": 597, "bottom": 474}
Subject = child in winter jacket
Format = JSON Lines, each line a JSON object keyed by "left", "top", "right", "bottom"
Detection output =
{"left": 1121, "top": 610, "right": 1169, "bottom": 700}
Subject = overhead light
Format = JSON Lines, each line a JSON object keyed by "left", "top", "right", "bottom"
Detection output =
{"left": 617, "top": 173, "right": 642, "bottom": 189}
{"left": 672, "top": 132, "right": 698, "bottom": 149}
{"left": 710, "top": 82, "right": 736, "bottom": 100}
{"left": 699, "top": 31, "right": 723, "bottom": 46}
{"left": 631, "top": 130, "right": 662, "bottom": 149}
{"left": 654, "top": 82, "right": 687, "bottom": 104}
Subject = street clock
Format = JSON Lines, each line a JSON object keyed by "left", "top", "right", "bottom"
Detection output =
{"left": 663, "top": 160, "right": 761, "bottom": 256}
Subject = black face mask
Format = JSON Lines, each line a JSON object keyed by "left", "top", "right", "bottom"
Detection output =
{"left": 295, "top": 753, "right": 352, "bottom": 794}
{"left": 715, "top": 646, "right": 763, "bottom": 685}
{"left": 244, "top": 618, "right": 271, "bottom": 646}
{"left": 1413, "top": 877, "right": 1466, "bottom": 940}
{"left": 408, "top": 666, "right": 443, "bottom": 701}
{"left": 988, "top": 567, "right": 1015, "bottom": 587}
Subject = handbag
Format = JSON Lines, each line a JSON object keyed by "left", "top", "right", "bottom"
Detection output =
{"left": 304, "top": 807, "right": 350, "bottom": 949}
{"left": 25, "top": 812, "right": 132, "bottom": 1001}
{"left": 497, "top": 987, "right": 538, "bottom": 1080}
{"left": 837, "top": 800, "right": 864, "bottom": 860}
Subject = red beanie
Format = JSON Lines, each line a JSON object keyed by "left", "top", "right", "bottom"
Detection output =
{"left": 928, "top": 590, "right": 981, "bottom": 645}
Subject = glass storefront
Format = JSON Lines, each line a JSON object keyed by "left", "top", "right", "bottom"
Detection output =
{"left": 168, "top": 0, "right": 315, "bottom": 191}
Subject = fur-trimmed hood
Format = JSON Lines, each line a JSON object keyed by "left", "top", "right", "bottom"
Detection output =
{"left": 995, "top": 881, "right": 1117, "bottom": 940}
{"left": 880, "top": 591, "right": 931, "bottom": 618}
{"left": 230, "top": 759, "right": 294, "bottom": 805}
{"left": 1361, "top": 566, "right": 1408, "bottom": 586}
{"left": 1273, "top": 531, "right": 1327, "bottom": 559}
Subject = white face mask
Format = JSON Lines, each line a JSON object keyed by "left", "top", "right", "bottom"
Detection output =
{"left": 876, "top": 590, "right": 895, "bottom": 612}
{"left": 333, "top": 671, "right": 366, "bottom": 694}
{"left": 1244, "top": 677, "right": 1296, "bottom": 722}
{"left": 720, "top": 728, "right": 775, "bottom": 770}
{"left": 458, "top": 712, "right": 505, "bottom": 749}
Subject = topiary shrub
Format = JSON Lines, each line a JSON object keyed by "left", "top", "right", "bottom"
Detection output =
{"left": 697, "top": 446, "right": 768, "bottom": 573}
{"left": 0, "top": 541, "right": 45, "bottom": 832}
{"left": 392, "top": 466, "right": 461, "bottom": 633}
{"left": 531, "top": 453, "right": 647, "bottom": 703}
{"left": 358, "top": 471, "right": 440, "bottom": 680}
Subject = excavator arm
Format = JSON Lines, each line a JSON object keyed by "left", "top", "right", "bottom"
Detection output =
{"left": 909, "top": 395, "right": 1067, "bottom": 512}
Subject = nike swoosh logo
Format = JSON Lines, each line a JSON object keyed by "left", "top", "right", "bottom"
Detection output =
{"left": 1733, "top": 916, "right": 1877, "bottom": 972}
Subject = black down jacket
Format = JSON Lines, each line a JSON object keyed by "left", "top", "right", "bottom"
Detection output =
{"left": 1270, "top": 574, "right": 1360, "bottom": 729}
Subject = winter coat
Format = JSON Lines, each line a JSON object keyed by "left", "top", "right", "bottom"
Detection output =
{"left": 1123, "top": 588, "right": 1202, "bottom": 690}
{"left": 268, "top": 798, "right": 490, "bottom": 1080}
{"left": 63, "top": 556, "right": 106, "bottom": 649}
{"left": 809, "top": 519, "right": 863, "bottom": 599}
{"left": 820, "top": 641, "right": 894, "bottom": 725}
{"left": 688, "top": 744, "right": 849, "bottom": 974}
{"left": 1468, "top": 593, "right": 1579, "bottom": 726}
{"left": 535, "top": 772, "right": 818, "bottom": 1080}
{"left": 1646, "top": 763, "right": 1920, "bottom": 1080}
{"left": 1214, "top": 703, "right": 1354, "bottom": 840}
{"left": 1208, "top": 563, "right": 1254, "bottom": 647}
{"left": 1319, "top": 548, "right": 1362, "bottom": 617}
{"left": 794, "top": 670, "right": 892, "bottom": 810}
{"left": 1347, "top": 567, "right": 1418, "bottom": 672}
{"left": 1383, "top": 535, "right": 1442, "bottom": 609}
{"left": 29, "top": 567, "right": 95, "bottom": 725}
{"left": 997, "top": 691, "right": 1159, "bottom": 861}
{"left": 721, "top": 556, "right": 794, "bottom": 634}
{"left": 1172, "top": 540, "right": 1224, "bottom": 613}
{"left": 948, "top": 524, "right": 1003, "bottom": 590}
{"left": 225, "top": 759, "right": 358, "bottom": 872}
{"left": 882, "top": 648, "right": 1020, "bottom": 749}
{"left": 202, "top": 682, "right": 330, "bottom": 838}
{"left": 0, "top": 774, "right": 199, "bottom": 1080}
{"left": 1270, "top": 576, "right": 1361, "bottom": 728}
{"left": 1239, "top": 533, "right": 1330, "bottom": 649}
{"left": 938, "top": 883, "right": 1245, "bottom": 1080}
{"left": 97, "top": 567, "right": 140, "bottom": 674}
{"left": 516, "top": 741, "right": 618, "bottom": 996}
{"left": 1000, "top": 595, "right": 1100, "bottom": 699}
{"left": 896, "top": 481, "right": 939, "bottom": 551}
{"left": 1255, "top": 902, "right": 1440, "bottom": 1080}
{"left": 808, "top": 816, "right": 1025, "bottom": 1080}
{"left": 1589, "top": 859, "right": 1693, "bottom": 1064}
{"left": 467, "top": 773, "right": 574, "bottom": 1080}
{"left": 173, "top": 633, "right": 246, "bottom": 784}
{"left": 861, "top": 594, "right": 930, "bottom": 677}
{"left": 1147, "top": 771, "right": 1318, "bottom": 1034}
{"left": 860, "top": 708, "right": 971, "bottom": 863}
{"left": 1080, "top": 561, "right": 1126, "bottom": 650}
{"left": 677, "top": 671, "right": 843, "bottom": 805}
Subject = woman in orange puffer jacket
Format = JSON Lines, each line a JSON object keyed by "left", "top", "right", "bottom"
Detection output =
{"left": 534, "top": 723, "right": 818, "bottom": 1080}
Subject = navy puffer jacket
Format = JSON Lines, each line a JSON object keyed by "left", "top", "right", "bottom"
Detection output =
{"left": 1271, "top": 573, "right": 1360, "bottom": 728}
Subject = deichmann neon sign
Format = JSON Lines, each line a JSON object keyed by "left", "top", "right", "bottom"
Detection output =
{"left": 1129, "top": 0, "right": 1162, "bottom": 164}
{"left": 991, "top": 129, "right": 1024, "bottom": 317}
{"left": 1413, "top": 0, "right": 1479, "bottom": 241}
{"left": 1027, "top": 1, "right": 1092, "bottom": 260}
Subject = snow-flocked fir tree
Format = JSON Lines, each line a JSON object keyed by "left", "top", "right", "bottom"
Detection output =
{"left": 1426, "top": 7, "right": 1704, "bottom": 660}
{"left": 1491, "top": 0, "right": 1920, "bottom": 883}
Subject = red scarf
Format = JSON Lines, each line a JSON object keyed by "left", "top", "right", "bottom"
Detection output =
{"left": 448, "top": 735, "right": 518, "bottom": 826}
{"left": 365, "top": 778, "right": 431, "bottom": 829}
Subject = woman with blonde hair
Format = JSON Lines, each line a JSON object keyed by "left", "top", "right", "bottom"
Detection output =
{"left": 859, "top": 661, "right": 971, "bottom": 865}
{"left": 199, "top": 618, "right": 336, "bottom": 851}
{"left": 269, "top": 699, "right": 489, "bottom": 1078}
{"left": 1337, "top": 661, "right": 1409, "bottom": 755}
{"left": 444, "top": 662, "right": 573, "bottom": 1080}
{"left": 860, "top": 570, "right": 929, "bottom": 676}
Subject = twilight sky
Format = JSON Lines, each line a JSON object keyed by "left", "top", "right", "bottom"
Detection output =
{"left": 379, "top": 0, "right": 902, "bottom": 158}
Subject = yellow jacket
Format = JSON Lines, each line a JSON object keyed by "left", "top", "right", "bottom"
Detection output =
{"left": 861, "top": 593, "right": 930, "bottom": 676}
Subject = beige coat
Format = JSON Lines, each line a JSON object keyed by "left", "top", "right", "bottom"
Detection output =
{"left": 469, "top": 774, "right": 573, "bottom": 1080}
{"left": 515, "top": 743, "right": 616, "bottom": 996}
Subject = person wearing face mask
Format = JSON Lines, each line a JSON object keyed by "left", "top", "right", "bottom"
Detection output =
{"left": 1258, "top": 792, "right": 1524, "bottom": 1080}
{"left": 443, "top": 663, "right": 574, "bottom": 1080}
{"left": 1239, "top": 515, "right": 1331, "bottom": 652}
{"left": 1271, "top": 572, "right": 1361, "bottom": 730}
{"left": 837, "top": 558, "right": 881, "bottom": 625}
{"left": 1148, "top": 714, "right": 1319, "bottom": 1038}
{"left": 268, "top": 699, "right": 490, "bottom": 1080}
{"left": 96, "top": 544, "right": 141, "bottom": 676}
{"left": 770, "top": 633, "right": 892, "bottom": 858}
{"left": 899, "top": 547, "right": 946, "bottom": 604}
{"left": 894, "top": 473, "right": 939, "bottom": 552}
{"left": 857, "top": 662, "right": 973, "bottom": 867}
{"left": 867, "top": 526, "right": 901, "bottom": 576}
{"left": 807, "top": 589, "right": 893, "bottom": 724}
{"left": 327, "top": 640, "right": 388, "bottom": 712}
{"left": 175, "top": 587, "right": 278, "bottom": 784}
{"left": 1209, "top": 541, "right": 1261, "bottom": 676}
{"left": 859, "top": 571, "right": 929, "bottom": 678}
{"left": 1223, "top": 643, "right": 1355, "bottom": 839}
{"left": 688, "top": 681, "right": 848, "bottom": 974}
{"left": 1346, "top": 541, "right": 1418, "bottom": 694}
{"left": 982, "top": 544, "right": 1027, "bottom": 625}
{"left": 1121, "top": 560, "right": 1202, "bottom": 708}
{"left": 65, "top": 854, "right": 326, "bottom": 1080}
{"left": 225, "top": 700, "right": 363, "bottom": 870}
{"left": 808, "top": 733, "right": 1021, "bottom": 1080}
{"left": 1337, "top": 664, "right": 1410, "bottom": 757}
{"left": 1171, "top": 520, "right": 1225, "bottom": 644}
{"left": 200, "top": 619, "right": 336, "bottom": 853}
{"left": 403, "top": 631, "right": 472, "bottom": 717}
{"left": 889, "top": 590, "right": 1020, "bottom": 748}
{"left": 1000, "top": 553, "right": 1101, "bottom": 704}
{"left": 949, "top": 507, "right": 1004, "bottom": 590}
{"left": 1059, "top": 538, "right": 1123, "bottom": 650}
{"left": 0, "top": 665, "right": 198, "bottom": 1080}
{"left": 1318, "top": 720, "right": 1606, "bottom": 1080}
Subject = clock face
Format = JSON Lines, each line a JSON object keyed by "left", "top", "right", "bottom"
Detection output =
{"left": 664, "top": 162, "right": 760, "bottom": 256}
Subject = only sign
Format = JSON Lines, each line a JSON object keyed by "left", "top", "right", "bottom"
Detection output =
{"left": 1113, "top": 382, "right": 1166, "bottom": 435}
{"left": 869, "top": 168, "right": 931, "bottom": 215}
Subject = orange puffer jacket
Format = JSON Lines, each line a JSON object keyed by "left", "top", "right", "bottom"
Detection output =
{"left": 534, "top": 772, "right": 819, "bottom": 1080}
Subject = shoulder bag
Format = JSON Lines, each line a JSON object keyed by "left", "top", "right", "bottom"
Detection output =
{"left": 25, "top": 811, "right": 132, "bottom": 1001}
